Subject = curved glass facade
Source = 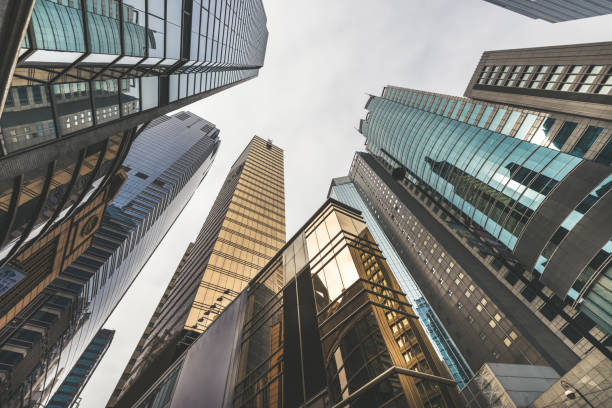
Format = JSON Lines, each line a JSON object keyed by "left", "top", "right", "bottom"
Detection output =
{"left": 361, "top": 87, "right": 583, "bottom": 251}
{"left": 535, "top": 175, "right": 612, "bottom": 279}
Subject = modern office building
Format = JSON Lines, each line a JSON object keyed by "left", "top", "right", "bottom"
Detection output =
{"left": 483, "top": 0, "right": 612, "bottom": 22}
{"left": 0, "top": 112, "right": 219, "bottom": 408}
{"left": 346, "top": 153, "right": 573, "bottom": 374}
{"left": 329, "top": 177, "right": 473, "bottom": 388}
{"left": 48, "top": 328, "right": 115, "bottom": 408}
{"left": 108, "top": 135, "right": 286, "bottom": 407}
{"left": 0, "top": 0, "right": 269, "bottom": 266}
{"left": 465, "top": 42, "right": 612, "bottom": 123}
{"left": 122, "top": 199, "right": 461, "bottom": 408}
{"left": 0, "top": 168, "right": 125, "bottom": 408}
{"left": 357, "top": 42, "right": 611, "bottom": 377}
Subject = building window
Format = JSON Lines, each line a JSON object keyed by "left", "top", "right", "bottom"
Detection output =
{"left": 570, "top": 126, "right": 603, "bottom": 157}
{"left": 551, "top": 121, "right": 578, "bottom": 150}
{"left": 577, "top": 65, "right": 603, "bottom": 93}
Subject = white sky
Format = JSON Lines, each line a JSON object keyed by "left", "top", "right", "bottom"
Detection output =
{"left": 78, "top": 1, "right": 612, "bottom": 406}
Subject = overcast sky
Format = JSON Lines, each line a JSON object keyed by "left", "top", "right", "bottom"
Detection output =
{"left": 78, "top": 1, "right": 612, "bottom": 406}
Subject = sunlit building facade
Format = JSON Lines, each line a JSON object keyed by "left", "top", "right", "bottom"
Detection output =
{"left": 0, "top": 0, "right": 268, "bottom": 266}
{"left": 359, "top": 39, "right": 612, "bottom": 384}
{"left": 483, "top": 0, "right": 612, "bottom": 22}
{"left": 0, "top": 112, "right": 219, "bottom": 408}
{"left": 108, "top": 136, "right": 286, "bottom": 407}
{"left": 0, "top": 168, "right": 125, "bottom": 408}
{"left": 126, "top": 200, "right": 461, "bottom": 408}
{"left": 329, "top": 177, "right": 473, "bottom": 388}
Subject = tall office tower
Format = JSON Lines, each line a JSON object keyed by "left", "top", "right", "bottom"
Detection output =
{"left": 482, "top": 0, "right": 612, "bottom": 22}
{"left": 48, "top": 328, "right": 115, "bottom": 408}
{"left": 358, "top": 43, "right": 612, "bottom": 377}
{"left": 0, "top": 112, "right": 219, "bottom": 408}
{"left": 329, "top": 177, "right": 473, "bottom": 388}
{"left": 0, "top": 169, "right": 125, "bottom": 408}
{"left": 127, "top": 200, "right": 461, "bottom": 408}
{"left": 0, "top": 0, "right": 269, "bottom": 266}
{"left": 108, "top": 136, "right": 285, "bottom": 407}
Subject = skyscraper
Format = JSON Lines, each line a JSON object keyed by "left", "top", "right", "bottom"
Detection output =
{"left": 0, "top": 0, "right": 269, "bottom": 266}
{"left": 48, "top": 328, "right": 115, "bottom": 408}
{"left": 0, "top": 168, "right": 125, "bottom": 408}
{"left": 118, "top": 199, "right": 461, "bottom": 408}
{"left": 483, "top": 0, "right": 612, "bottom": 22}
{"left": 0, "top": 112, "right": 220, "bottom": 407}
{"left": 357, "top": 42, "right": 611, "bottom": 377}
{"left": 329, "top": 177, "right": 473, "bottom": 388}
{"left": 108, "top": 135, "right": 285, "bottom": 407}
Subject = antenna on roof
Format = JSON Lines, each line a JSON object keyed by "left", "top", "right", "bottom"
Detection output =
{"left": 266, "top": 138, "right": 273, "bottom": 149}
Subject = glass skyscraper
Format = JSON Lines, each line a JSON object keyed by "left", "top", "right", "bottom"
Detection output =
{"left": 0, "top": 0, "right": 268, "bottom": 267}
{"left": 108, "top": 136, "right": 286, "bottom": 407}
{"left": 358, "top": 41, "right": 611, "bottom": 383}
{"left": 483, "top": 0, "right": 612, "bottom": 22}
{"left": 119, "top": 200, "right": 461, "bottom": 408}
{"left": 48, "top": 328, "right": 115, "bottom": 408}
{"left": 329, "top": 177, "right": 473, "bottom": 388}
{"left": 0, "top": 112, "right": 220, "bottom": 408}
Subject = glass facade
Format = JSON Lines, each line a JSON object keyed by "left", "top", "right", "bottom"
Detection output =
{"left": 362, "top": 86, "right": 583, "bottom": 251}
{"left": 0, "top": 0, "right": 268, "bottom": 268}
{"left": 329, "top": 179, "right": 472, "bottom": 388}
{"left": 109, "top": 136, "right": 285, "bottom": 407}
{"left": 131, "top": 201, "right": 461, "bottom": 408}
{"left": 0, "top": 112, "right": 219, "bottom": 408}
{"left": 48, "top": 329, "right": 115, "bottom": 408}
{"left": 2, "top": 0, "right": 267, "bottom": 154}
{"left": 483, "top": 0, "right": 612, "bottom": 22}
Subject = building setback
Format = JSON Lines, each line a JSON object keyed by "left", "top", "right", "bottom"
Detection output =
{"left": 124, "top": 200, "right": 462, "bottom": 408}
{"left": 108, "top": 136, "right": 286, "bottom": 407}
{"left": 0, "top": 112, "right": 219, "bottom": 408}
{"left": 482, "top": 0, "right": 612, "bottom": 23}
{"left": 329, "top": 177, "right": 473, "bottom": 388}
{"left": 48, "top": 329, "right": 115, "bottom": 408}
{"left": 357, "top": 42, "right": 611, "bottom": 378}
{"left": 0, "top": 0, "right": 268, "bottom": 267}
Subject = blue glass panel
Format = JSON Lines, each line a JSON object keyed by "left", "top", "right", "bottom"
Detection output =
{"left": 477, "top": 106, "right": 494, "bottom": 128}
{"left": 551, "top": 121, "right": 577, "bottom": 150}
{"left": 500, "top": 111, "right": 520, "bottom": 135}
{"left": 467, "top": 104, "right": 482, "bottom": 125}
{"left": 515, "top": 114, "right": 538, "bottom": 140}
{"left": 32, "top": 0, "right": 86, "bottom": 52}
{"left": 488, "top": 109, "right": 506, "bottom": 132}
{"left": 570, "top": 126, "right": 603, "bottom": 157}
{"left": 596, "top": 138, "right": 612, "bottom": 166}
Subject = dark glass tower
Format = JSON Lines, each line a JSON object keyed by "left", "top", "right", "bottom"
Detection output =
{"left": 329, "top": 177, "right": 473, "bottom": 388}
{"left": 118, "top": 200, "right": 462, "bottom": 408}
{"left": 0, "top": 0, "right": 268, "bottom": 267}
{"left": 358, "top": 42, "right": 611, "bottom": 378}
{"left": 0, "top": 112, "right": 219, "bottom": 408}
{"left": 48, "top": 328, "right": 115, "bottom": 408}
{"left": 483, "top": 0, "right": 612, "bottom": 22}
{"left": 108, "top": 136, "right": 286, "bottom": 407}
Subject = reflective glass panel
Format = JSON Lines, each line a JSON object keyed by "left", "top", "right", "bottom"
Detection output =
{"left": 0, "top": 85, "right": 56, "bottom": 153}
{"left": 53, "top": 82, "right": 93, "bottom": 135}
